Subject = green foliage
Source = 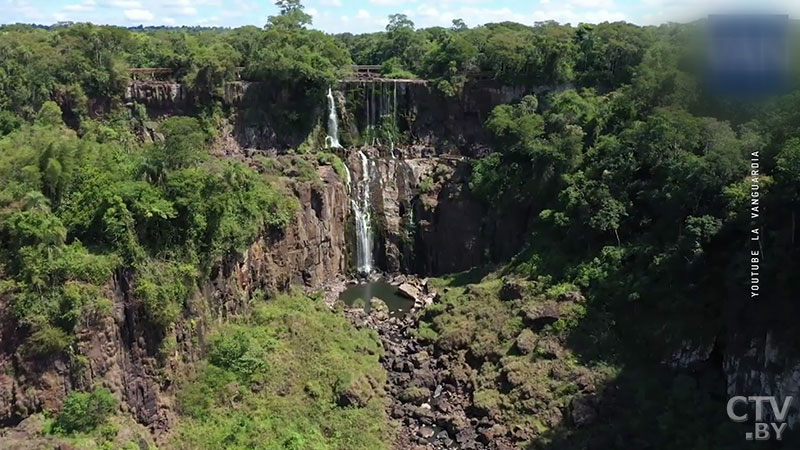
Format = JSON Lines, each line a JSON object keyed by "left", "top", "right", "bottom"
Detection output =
{"left": 134, "top": 260, "right": 196, "bottom": 329}
{"left": 450, "top": 23, "right": 795, "bottom": 449}
{"left": 144, "top": 117, "right": 209, "bottom": 182}
{"left": 55, "top": 388, "right": 118, "bottom": 434}
{"left": 399, "top": 386, "right": 430, "bottom": 404}
{"left": 26, "top": 324, "right": 74, "bottom": 356}
{"left": 0, "top": 113, "right": 295, "bottom": 343}
{"left": 173, "top": 293, "right": 389, "bottom": 449}
{"left": 316, "top": 152, "right": 347, "bottom": 181}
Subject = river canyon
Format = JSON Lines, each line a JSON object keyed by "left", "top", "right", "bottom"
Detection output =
{"left": 2, "top": 74, "right": 799, "bottom": 450}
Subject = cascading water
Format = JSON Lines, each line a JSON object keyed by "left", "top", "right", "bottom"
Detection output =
{"left": 352, "top": 150, "right": 374, "bottom": 274}
{"left": 325, "top": 87, "right": 342, "bottom": 149}
{"left": 343, "top": 162, "right": 352, "bottom": 192}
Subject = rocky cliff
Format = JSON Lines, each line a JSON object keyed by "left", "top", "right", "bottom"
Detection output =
{"left": 125, "top": 81, "right": 189, "bottom": 116}
{"left": 125, "top": 79, "right": 537, "bottom": 156}
{"left": 0, "top": 167, "right": 348, "bottom": 433}
{"left": 344, "top": 150, "right": 530, "bottom": 277}
{"left": 337, "top": 80, "right": 533, "bottom": 157}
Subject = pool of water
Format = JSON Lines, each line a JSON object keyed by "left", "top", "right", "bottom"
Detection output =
{"left": 338, "top": 279, "right": 415, "bottom": 314}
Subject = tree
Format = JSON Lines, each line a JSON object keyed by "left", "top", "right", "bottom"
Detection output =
{"left": 451, "top": 19, "right": 468, "bottom": 32}
{"left": 35, "top": 101, "right": 63, "bottom": 127}
{"left": 55, "top": 388, "right": 117, "bottom": 433}
{"left": 268, "top": 0, "right": 312, "bottom": 29}
{"left": 144, "top": 117, "right": 208, "bottom": 182}
{"left": 386, "top": 14, "right": 414, "bottom": 32}
{"left": 776, "top": 138, "right": 800, "bottom": 244}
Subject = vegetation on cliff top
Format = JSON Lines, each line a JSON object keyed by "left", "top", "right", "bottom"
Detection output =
{"left": 0, "top": 106, "right": 296, "bottom": 356}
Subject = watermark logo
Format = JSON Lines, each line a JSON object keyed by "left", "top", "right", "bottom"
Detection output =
{"left": 707, "top": 14, "right": 790, "bottom": 96}
{"left": 727, "top": 396, "right": 793, "bottom": 441}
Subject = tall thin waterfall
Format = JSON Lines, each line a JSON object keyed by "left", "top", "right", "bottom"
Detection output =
{"left": 325, "top": 87, "right": 342, "bottom": 149}
{"left": 352, "top": 150, "right": 374, "bottom": 274}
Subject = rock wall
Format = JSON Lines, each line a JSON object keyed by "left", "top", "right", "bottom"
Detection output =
{"left": 0, "top": 167, "right": 348, "bottom": 432}
{"left": 124, "top": 79, "right": 543, "bottom": 156}
{"left": 344, "top": 151, "right": 529, "bottom": 277}
{"left": 125, "top": 81, "right": 189, "bottom": 116}
{"left": 338, "top": 80, "right": 533, "bottom": 157}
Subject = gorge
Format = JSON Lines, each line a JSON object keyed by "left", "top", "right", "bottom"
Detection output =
{"left": 1, "top": 16, "right": 800, "bottom": 450}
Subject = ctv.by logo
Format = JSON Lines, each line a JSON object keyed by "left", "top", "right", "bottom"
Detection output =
{"left": 707, "top": 14, "right": 790, "bottom": 95}
{"left": 727, "top": 396, "right": 793, "bottom": 441}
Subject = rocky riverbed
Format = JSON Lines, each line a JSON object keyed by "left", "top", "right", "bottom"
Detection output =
{"left": 337, "top": 276, "right": 515, "bottom": 450}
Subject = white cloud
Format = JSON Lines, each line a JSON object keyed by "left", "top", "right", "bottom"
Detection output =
{"left": 123, "top": 8, "right": 154, "bottom": 21}
{"left": 405, "top": 3, "right": 633, "bottom": 30}
{"left": 307, "top": 7, "right": 318, "bottom": 16}
{"left": 105, "top": 0, "right": 141, "bottom": 8}
{"left": 569, "top": 0, "right": 616, "bottom": 8}
{"left": 320, "top": 0, "right": 342, "bottom": 6}
{"left": 369, "top": 0, "right": 414, "bottom": 5}
{"left": 64, "top": 0, "right": 96, "bottom": 12}
{"left": 356, "top": 9, "right": 371, "bottom": 19}
{"left": 174, "top": 6, "right": 198, "bottom": 15}
{"left": 197, "top": 15, "right": 220, "bottom": 25}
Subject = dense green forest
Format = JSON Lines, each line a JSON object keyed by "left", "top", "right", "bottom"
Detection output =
{"left": 1, "top": 0, "right": 799, "bottom": 448}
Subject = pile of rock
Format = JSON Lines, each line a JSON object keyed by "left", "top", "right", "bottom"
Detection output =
{"left": 341, "top": 279, "right": 513, "bottom": 450}
{"left": 388, "top": 275, "right": 437, "bottom": 310}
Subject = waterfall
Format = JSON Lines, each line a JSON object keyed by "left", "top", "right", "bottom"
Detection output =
{"left": 343, "top": 162, "right": 352, "bottom": 193}
{"left": 352, "top": 150, "right": 374, "bottom": 274}
{"left": 325, "top": 87, "right": 342, "bottom": 149}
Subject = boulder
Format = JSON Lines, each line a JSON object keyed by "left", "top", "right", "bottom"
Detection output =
{"left": 455, "top": 428, "right": 478, "bottom": 448}
{"left": 499, "top": 279, "right": 527, "bottom": 301}
{"left": 418, "top": 426, "right": 435, "bottom": 439}
{"left": 336, "top": 375, "right": 375, "bottom": 408}
{"left": 521, "top": 301, "right": 561, "bottom": 331}
{"left": 558, "top": 291, "right": 585, "bottom": 303}
{"left": 410, "top": 350, "right": 430, "bottom": 368}
{"left": 411, "top": 367, "right": 436, "bottom": 389}
{"left": 515, "top": 329, "right": 537, "bottom": 355}
{"left": 397, "top": 282, "right": 422, "bottom": 301}
{"left": 534, "top": 337, "right": 563, "bottom": 360}
{"left": 368, "top": 297, "right": 389, "bottom": 321}
{"left": 569, "top": 396, "right": 597, "bottom": 427}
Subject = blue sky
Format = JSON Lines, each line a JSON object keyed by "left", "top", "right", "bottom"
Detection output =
{"left": 1, "top": 0, "right": 797, "bottom": 32}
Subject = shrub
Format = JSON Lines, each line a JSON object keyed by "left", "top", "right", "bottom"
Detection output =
{"left": 55, "top": 388, "right": 117, "bottom": 433}
{"left": 473, "top": 389, "right": 503, "bottom": 416}
{"left": 419, "top": 177, "right": 433, "bottom": 194}
{"left": 26, "top": 324, "right": 73, "bottom": 356}
{"left": 207, "top": 327, "right": 272, "bottom": 380}
{"left": 134, "top": 260, "right": 196, "bottom": 330}
{"left": 415, "top": 322, "right": 440, "bottom": 343}
{"left": 316, "top": 152, "right": 347, "bottom": 181}
{"left": 400, "top": 386, "right": 431, "bottom": 404}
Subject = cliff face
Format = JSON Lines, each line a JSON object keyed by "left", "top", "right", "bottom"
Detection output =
{"left": 346, "top": 151, "right": 529, "bottom": 277}
{"left": 125, "top": 80, "right": 534, "bottom": 156}
{"left": 0, "top": 168, "right": 348, "bottom": 431}
{"left": 338, "top": 80, "right": 532, "bottom": 157}
{"left": 125, "top": 81, "right": 189, "bottom": 116}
